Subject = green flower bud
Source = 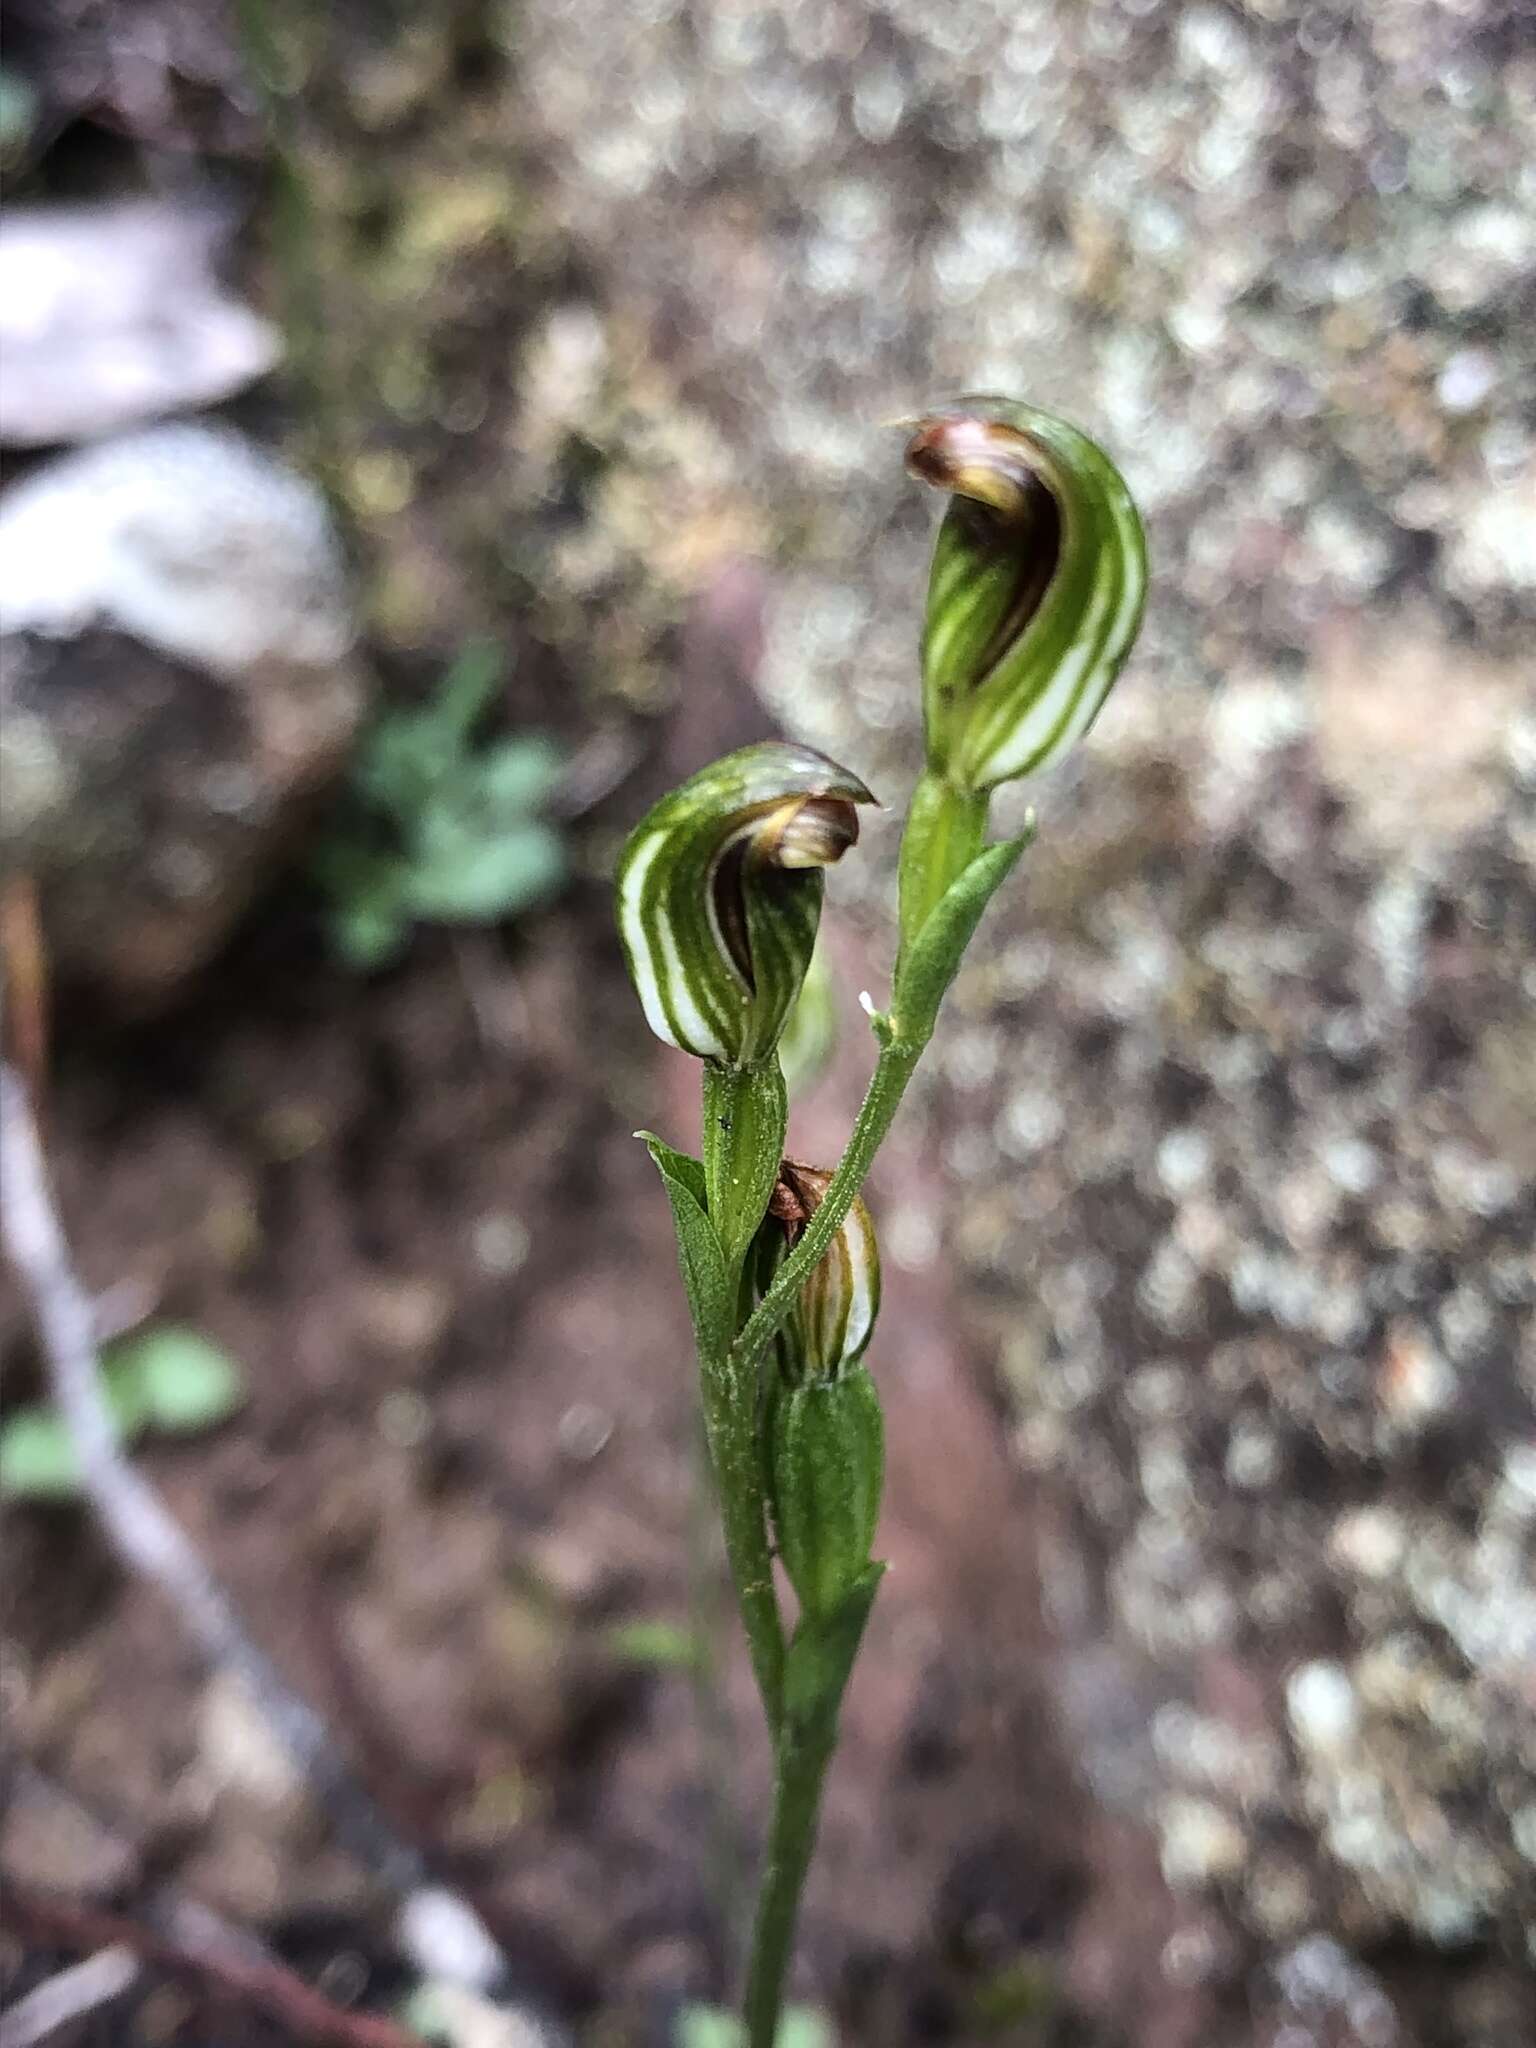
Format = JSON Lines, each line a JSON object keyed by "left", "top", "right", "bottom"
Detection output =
{"left": 906, "top": 396, "right": 1148, "bottom": 793}
{"left": 758, "top": 1163, "right": 884, "bottom": 1622}
{"left": 616, "top": 742, "right": 873, "bottom": 1066}
{"left": 762, "top": 1163, "right": 880, "bottom": 1380}
{"left": 768, "top": 1367, "right": 884, "bottom": 1624}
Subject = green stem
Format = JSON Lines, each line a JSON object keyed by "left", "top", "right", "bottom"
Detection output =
{"left": 743, "top": 1574, "right": 882, "bottom": 2047}
{"left": 742, "top": 1718, "right": 834, "bottom": 2045}
{"left": 728, "top": 778, "right": 997, "bottom": 1386}
{"left": 698, "top": 1058, "right": 790, "bottom": 1731}
{"left": 896, "top": 768, "right": 989, "bottom": 969}
{"left": 702, "top": 1058, "right": 788, "bottom": 1269}
{"left": 688, "top": 1411, "right": 748, "bottom": 1942}
{"left": 698, "top": 1340, "right": 785, "bottom": 1731}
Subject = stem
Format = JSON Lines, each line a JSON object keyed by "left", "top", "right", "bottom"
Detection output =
{"left": 688, "top": 1413, "right": 748, "bottom": 1950}
{"left": 896, "top": 768, "right": 989, "bottom": 969}
{"left": 732, "top": 777, "right": 1001, "bottom": 1388}
{"left": 698, "top": 1058, "right": 791, "bottom": 1730}
{"left": 729, "top": 1034, "right": 924, "bottom": 1387}
{"left": 742, "top": 1716, "right": 835, "bottom": 2046}
{"left": 702, "top": 1057, "right": 788, "bottom": 1269}
{"left": 742, "top": 1573, "right": 882, "bottom": 2047}
{"left": 698, "top": 1341, "right": 785, "bottom": 1731}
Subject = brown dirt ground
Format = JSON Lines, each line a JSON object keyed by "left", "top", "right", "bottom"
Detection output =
{"left": 0, "top": 731, "right": 1217, "bottom": 2046}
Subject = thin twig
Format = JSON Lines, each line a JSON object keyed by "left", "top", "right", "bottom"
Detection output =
{"left": 0, "top": 1064, "right": 557, "bottom": 2029}
{"left": 0, "top": 1883, "right": 418, "bottom": 2048}
{"left": 0, "top": 878, "right": 49, "bottom": 1112}
{"left": 0, "top": 1064, "right": 407, "bottom": 1885}
{"left": 0, "top": 1944, "right": 138, "bottom": 2048}
{"left": 549, "top": 727, "right": 640, "bottom": 821}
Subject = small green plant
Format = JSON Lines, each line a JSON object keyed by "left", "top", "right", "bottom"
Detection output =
{"left": 614, "top": 397, "right": 1146, "bottom": 2044}
{"left": 313, "top": 640, "right": 566, "bottom": 968}
{"left": 0, "top": 1324, "right": 247, "bottom": 1500}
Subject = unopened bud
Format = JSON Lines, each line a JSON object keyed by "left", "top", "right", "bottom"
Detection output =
{"left": 762, "top": 1162, "right": 880, "bottom": 1382}
{"left": 767, "top": 1367, "right": 884, "bottom": 1623}
{"left": 757, "top": 1162, "right": 885, "bottom": 1621}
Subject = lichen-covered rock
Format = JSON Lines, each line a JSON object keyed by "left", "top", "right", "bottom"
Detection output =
{"left": 0, "top": 424, "right": 368, "bottom": 1005}
{"left": 485, "top": 0, "right": 1536, "bottom": 2034}
{"left": 944, "top": 639, "right": 1535, "bottom": 1962}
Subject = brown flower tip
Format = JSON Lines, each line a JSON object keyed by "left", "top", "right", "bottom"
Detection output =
{"left": 760, "top": 795, "right": 862, "bottom": 872}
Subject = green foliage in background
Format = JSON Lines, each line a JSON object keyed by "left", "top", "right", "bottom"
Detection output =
{"left": 0, "top": 65, "right": 38, "bottom": 165}
{"left": 313, "top": 640, "right": 567, "bottom": 969}
{"left": 0, "top": 1326, "right": 247, "bottom": 1500}
{"left": 605, "top": 1617, "right": 706, "bottom": 1672}
{"left": 777, "top": 940, "right": 838, "bottom": 1101}
{"left": 676, "top": 2005, "right": 833, "bottom": 2048}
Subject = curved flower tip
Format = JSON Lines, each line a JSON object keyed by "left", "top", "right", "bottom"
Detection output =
{"left": 905, "top": 395, "right": 1148, "bottom": 794}
{"left": 616, "top": 741, "right": 874, "bottom": 1066}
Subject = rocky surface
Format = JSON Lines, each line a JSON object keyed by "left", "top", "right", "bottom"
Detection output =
{"left": 0, "top": 424, "right": 368, "bottom": 1004}
{"left": 0, "top": 197, "right": 279, "bottom": 446}
{"left": 942, "top": 630, "right": 1535, "bottom": 1967}
{"left": 477, "top": 0, "right": 1536, "bottom": 2034}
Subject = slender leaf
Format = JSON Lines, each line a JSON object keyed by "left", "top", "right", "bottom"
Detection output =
{"left": 891, "top": 828, "right": 1033, "bottom": 1045}
{"left": 638, "top": 1133, "right": 730, "bottom": 1353}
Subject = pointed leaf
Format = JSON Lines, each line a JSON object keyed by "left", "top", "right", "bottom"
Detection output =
{"left": 891, "top": 827, "right": 1033, "bottom": 1045}
{"left": 781, "top": 1561, "right": 884, "bottom": 1739}
{"left": 639, "top": 1133, "right": 730, "bottom": 1353}
{"left": 638, "top": 1134, "right": 707, "bottom": 1208}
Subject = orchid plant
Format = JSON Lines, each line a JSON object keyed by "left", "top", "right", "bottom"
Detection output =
{"left": 614, "top": 397, "right": 1147, "bottom": 2045}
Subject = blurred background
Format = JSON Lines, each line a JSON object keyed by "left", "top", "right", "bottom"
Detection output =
{"left": 1, "top": 3, "right": 1532, "bottom": 2045}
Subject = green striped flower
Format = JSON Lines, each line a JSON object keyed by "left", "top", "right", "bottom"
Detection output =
{"left": 616, "top": 742, "right": 873, "bottom": 1066}
{"left": 906, "top": 396, "right": 1148, "bottom": 793}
